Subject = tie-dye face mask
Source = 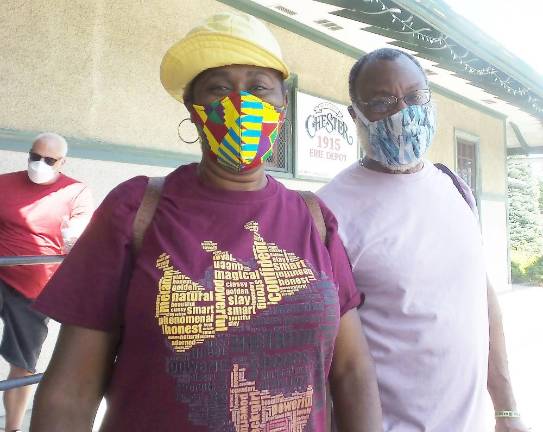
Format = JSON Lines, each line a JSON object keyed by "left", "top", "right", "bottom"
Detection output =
{"left": 191, "top": 91, "right": 285, "bottom": 173}
{"left": 354, "top": 103, "right": 436, "bottom": 169}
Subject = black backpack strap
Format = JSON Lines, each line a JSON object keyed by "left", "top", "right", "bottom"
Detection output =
{"left": 434, "top": 163, "right": 476, "bottom": 212}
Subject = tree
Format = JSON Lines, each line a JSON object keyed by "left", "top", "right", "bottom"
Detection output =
{"left": 507, "top": 158, "right": 542, "bottom": 255}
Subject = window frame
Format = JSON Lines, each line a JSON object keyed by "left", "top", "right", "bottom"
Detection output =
{"left": 454, "top": 128, "right": 481, "bottom": 205}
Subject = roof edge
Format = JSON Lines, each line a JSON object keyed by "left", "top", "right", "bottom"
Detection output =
{"left": 218, "top": 0, "right": 507, "bottom": 120}
{"left": 393, "top": 0, "right": 543, "bottom": 99}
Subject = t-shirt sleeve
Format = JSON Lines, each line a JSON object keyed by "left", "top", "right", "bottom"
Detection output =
{"left": 33, "top": 177, "right": 148, "bottom": 331}
{"left": 318, "top": 197, "right": 363, "bottom": 316}
{"left": 67, "top": 184, "right": 95, "bottom": 237}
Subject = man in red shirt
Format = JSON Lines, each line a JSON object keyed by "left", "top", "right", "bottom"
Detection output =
{"left": 0, "top": 132, "right": 93, "bottom": 431}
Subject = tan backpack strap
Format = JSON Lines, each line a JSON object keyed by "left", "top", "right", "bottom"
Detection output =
{"left": 132, "top": 177, "right": 165, "bottom": 255}
{"left": 299, "top": 190, "right": 332, "bottom": 430}
{"left": 298, "top": 190, "right": 327, "bottom": 244}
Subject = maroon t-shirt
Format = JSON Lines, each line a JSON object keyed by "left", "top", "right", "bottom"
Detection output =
{"left": 35, "top": 163, "right": 361, "bottom": 432}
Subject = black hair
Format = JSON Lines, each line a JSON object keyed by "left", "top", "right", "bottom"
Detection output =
{"left": 348, "top": 48, "right": 428, "bottom": 102}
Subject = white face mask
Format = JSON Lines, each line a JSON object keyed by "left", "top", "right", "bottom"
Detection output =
{"left": 27, "top": 160, "right": 58, "bottom": 184}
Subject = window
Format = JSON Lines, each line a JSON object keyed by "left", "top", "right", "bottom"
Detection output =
{"left": 265, "top": 114, "right": 291, "bottom": 172}
{"left": 265, "top": 76, "right": 296, "bottom": 174}
{"left": 455, "top": 132, "right": 479, "bottom": 200}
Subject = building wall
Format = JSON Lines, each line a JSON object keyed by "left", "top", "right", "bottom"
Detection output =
{"left": 428, "top": 93, "right": 509, "bottom": 288}
{"left": 0, "top": 0, "right": 352, "bottom": 153}
{"left": 1, "top": 0, "right": 233, "bottom": 154}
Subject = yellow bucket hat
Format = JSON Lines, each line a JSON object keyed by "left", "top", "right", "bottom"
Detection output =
{"left": 160, "top": 12, "right": 290, "bottom": 103}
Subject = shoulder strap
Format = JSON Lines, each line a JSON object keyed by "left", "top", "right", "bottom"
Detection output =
{"left": 298, "top": 190, "right": 327, "bottom": 244}
{"left": 434, "top": 163, "right": 474, "bottom": 210}
{"left": 132, "top": 184, "right": 324, "bottom": 253}
{"left": 132, "top": 177, "right": 165, "bottom": 255}
{"left": 298, "top": 190, "right": 333, "bottom": 431}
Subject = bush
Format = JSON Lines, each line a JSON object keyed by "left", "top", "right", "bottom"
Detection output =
{"left": 525, "top": 256, "right": 543, "bottom": 286}
{"left": 511, "top": 255, "right": 543, "bottom": 286}
{"left": 511, "top": 261, "right": 528, "bottom": 284}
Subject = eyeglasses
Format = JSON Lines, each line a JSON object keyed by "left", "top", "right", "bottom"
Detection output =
{"left": 28, "top": 151, "right": 61, "bottom": 166}
{"left": 355, "top": 89, "right": 431, "bottom": 114}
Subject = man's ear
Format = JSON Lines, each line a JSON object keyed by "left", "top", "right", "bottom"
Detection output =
{"left": 347, "top": 105, "right": 356, "bottom": 121}
{"left": 57, "top": 157, "right": 66, "bottom": 171}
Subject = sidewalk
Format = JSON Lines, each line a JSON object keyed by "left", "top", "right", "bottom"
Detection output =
{"left": 2, "top": 285, "right": 541, "bottom": 431}
{"left": 498, "top": 285, "right": 542, "bottom": 431}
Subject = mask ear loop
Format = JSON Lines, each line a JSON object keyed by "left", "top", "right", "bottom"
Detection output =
{"left": 177, "top": 117, "right": 200, "bottom": 144}
{"left": 350, "top": 107, "right": 371, "bottom": 166}
{"left": 277, "top": 91, "right": 292, "bottom": 143}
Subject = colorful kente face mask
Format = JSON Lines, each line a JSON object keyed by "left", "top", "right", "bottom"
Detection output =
{"left": 191, "top": 91, "right": 285, "bottom": 173}
{"left": 354, "top": 103, "right": 436, "bottom": 169}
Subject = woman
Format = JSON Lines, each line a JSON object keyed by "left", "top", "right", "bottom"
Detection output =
{"left": 30, "top": 12, "right": 382, "bottom": 432}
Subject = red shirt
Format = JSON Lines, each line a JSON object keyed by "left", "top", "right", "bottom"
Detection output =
{"left": 35, "top": 164, "right": 361, "bottom": 432}
{"left": 0, "top": 171, "right": 93, "bottom": 298}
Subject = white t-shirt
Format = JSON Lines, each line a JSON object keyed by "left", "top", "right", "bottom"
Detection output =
{"left": 318, "top": 161, "right": 489, "bottom": 432}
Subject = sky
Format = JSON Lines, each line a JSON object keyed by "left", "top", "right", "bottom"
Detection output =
{"left": 444, "top": 0, "right": 543, "bottom": 76}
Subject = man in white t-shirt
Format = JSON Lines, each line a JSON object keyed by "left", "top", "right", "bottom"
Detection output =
{"left": 318, "top": 48, "right": 528, "bottom": 432}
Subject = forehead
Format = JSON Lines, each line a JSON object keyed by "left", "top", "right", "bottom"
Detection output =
{"left": 194, "top": 65, "right": 282, "bottom": 84}
{"left": 31, "top": 138, "right": 64, "bottom": 156}
{"left": 355, "top": 55, "right": 426, "bottom": 97}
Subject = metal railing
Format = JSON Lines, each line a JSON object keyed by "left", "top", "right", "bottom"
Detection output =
{"left": 0, "top": 254, "right": 64, "bottom": 391}
{"left": 0, "top": 255, "right": 64, "bottom": 267}
{"left": 0, "top": 373, "right": 43, "bottom": 391}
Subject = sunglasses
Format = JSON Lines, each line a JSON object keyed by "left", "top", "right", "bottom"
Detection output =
{"left": 28, "top": 151, "right": 61, "bottom": 166}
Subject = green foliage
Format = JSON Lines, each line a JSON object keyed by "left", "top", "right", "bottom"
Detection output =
{"left": 508, "top": 159, "right": 543, "bottom": 285}
{"left": 507, "top": 159, "right": 542, "bottom": 255}
{"left": 511, "top": 256, "right": 543, "bottom": 286}
{"left": 510, "top": 261, "right": 527, "bottom": 284}
{"left": 525, "top": 256, "right": 543, "bottom": 286}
